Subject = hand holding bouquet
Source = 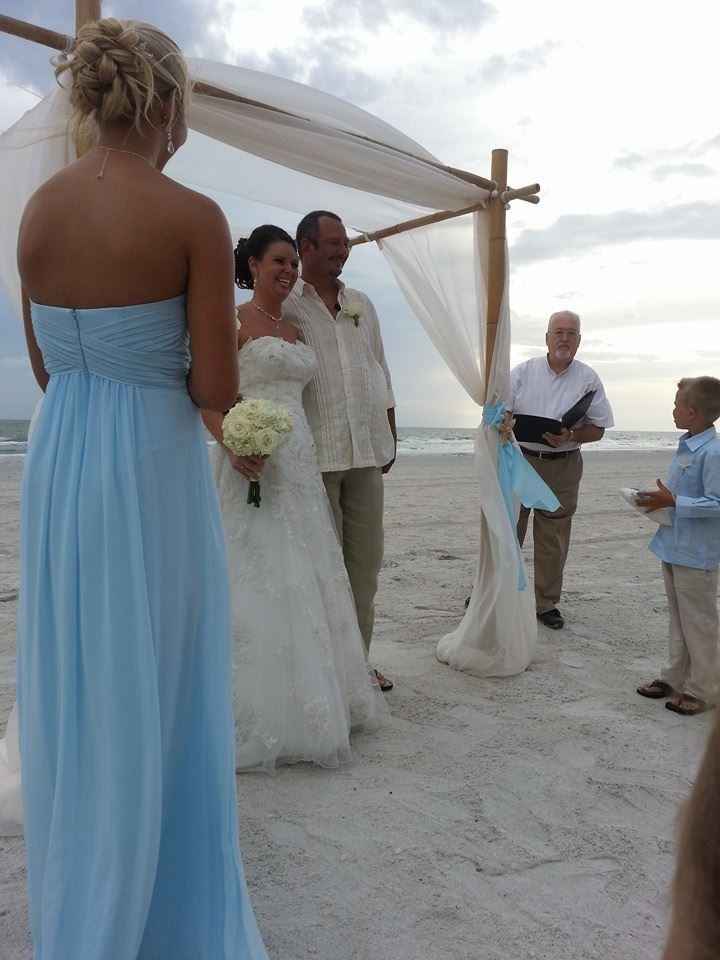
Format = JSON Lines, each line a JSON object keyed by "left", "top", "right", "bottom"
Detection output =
{"left": 222, "top": 398, "right": 293, "bottom": 507}
{"left": 497, "top": 410, "right": 516, "bottom": 444}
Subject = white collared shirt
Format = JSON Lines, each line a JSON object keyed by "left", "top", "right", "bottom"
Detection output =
{"left": 283, "top": 279, "right": 396, "bottom": 473}
{"left": 510, "top": 355, "right": 614, "bottom": 452}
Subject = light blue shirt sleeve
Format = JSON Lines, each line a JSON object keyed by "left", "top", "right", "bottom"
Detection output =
{"left": 650, "top": 429, "right": 720, "bottom": 569}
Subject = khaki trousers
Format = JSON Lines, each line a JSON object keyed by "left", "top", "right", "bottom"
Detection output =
{"left": 660, "top": 562, "right": 720, "bottom": 704}
{"left": 323, "top": 467, "right": 384, "bottom": 656}
{"left": 517, "top": 450, "right": 583, "bottom": 614}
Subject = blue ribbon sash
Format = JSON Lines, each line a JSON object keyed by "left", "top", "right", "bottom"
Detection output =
{"left": 482, "top": 402, "right": 561, "bottom": 589}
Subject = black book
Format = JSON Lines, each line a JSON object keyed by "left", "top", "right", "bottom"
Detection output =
{"left": 513, "top": 390, "right": 596, "bottom": 445}
{"left": 561, "top": 390, "right": 595, "bottom": 428}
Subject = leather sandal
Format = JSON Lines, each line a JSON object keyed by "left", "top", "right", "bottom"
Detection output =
{"left": 666, "top": 694, "right": 707, "bottom": 716}
{"left": 373, "top": 669, "right": 394, "bottom": 692}
{"left": 637, "top": 679, "right": 673, "bottom": 699}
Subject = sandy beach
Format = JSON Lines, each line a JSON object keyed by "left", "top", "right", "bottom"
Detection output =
{"left": 0, "top": 448, "right": 714, "bottom": 960}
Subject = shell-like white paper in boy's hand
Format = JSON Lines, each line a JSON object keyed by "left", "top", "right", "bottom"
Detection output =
{"left": 619, "top": 488, "right": 673, "bottom": 526}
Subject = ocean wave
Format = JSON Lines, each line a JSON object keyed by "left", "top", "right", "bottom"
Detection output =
{"left": 0, "top": 440, "right": 27, "bottom": 456}
{"left": 0, "top": 429, "right": 683, "bottom": 460}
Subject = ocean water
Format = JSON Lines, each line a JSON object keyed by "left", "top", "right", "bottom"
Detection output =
{"left": 1, "top": 418, "right": 682, "bottom": 458}
{"left": 395, "top": 427, "right": 683, "bottom": 456}
{"left": 0, "top": 420, "right": 31, "bottom": 456}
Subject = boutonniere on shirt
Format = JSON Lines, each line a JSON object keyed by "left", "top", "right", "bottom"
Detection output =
{"left": 339, "top": 301, "right": 363, "bottom": 327}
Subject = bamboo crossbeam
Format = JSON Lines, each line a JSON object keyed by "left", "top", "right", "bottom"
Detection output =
{"left": 484, "top": 148, "right": 508, "bottom": 398}
{"left": 194, "top": 83, "right": 495, "bottom": 194}
{"left": 193, "top": 81, "right": 310, "bottom": 123}
{"left": 350, "top": 200, "right": 487, "bottom": 247}
{"left": 0, "top": 15, "right": 68, "bottom": 51}
{"left": 501, "top": 182, "right": 540, "bottom": 203}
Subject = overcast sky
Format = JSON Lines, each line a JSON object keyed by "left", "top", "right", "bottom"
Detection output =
{"left": 1, "top": 0, "right": 718, "bottom": 429}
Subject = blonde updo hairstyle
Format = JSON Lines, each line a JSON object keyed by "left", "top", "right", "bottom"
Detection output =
{"left": 55, "top": 18, "right": 191, "bottom": 149}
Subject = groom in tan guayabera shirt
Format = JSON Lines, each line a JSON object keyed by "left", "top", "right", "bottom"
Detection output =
{"left": 283, "top": 211, "right": 397, "bottom": 691}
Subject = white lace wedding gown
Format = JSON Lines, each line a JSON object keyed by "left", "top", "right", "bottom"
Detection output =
{"left": 210, "top": 336, "right": 388, "bottom": 772}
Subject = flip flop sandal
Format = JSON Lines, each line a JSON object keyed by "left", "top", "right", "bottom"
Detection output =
{"left": 373, "top": 669, "right": 394, "bottom": 692}
{"left": 637, "top": 680, "right": 673, "bottom": 699}
{"left": 666, "top": 695, "right": 707, "bottom": 716}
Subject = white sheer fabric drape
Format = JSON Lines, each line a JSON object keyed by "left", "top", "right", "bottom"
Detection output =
{"left": 0, "top": 702, "right": 21, "bottom": 836}
{"left": 0, "top": 87, "right": 75, "bottom": 322}
{"left": 0, "top": 64, "right": 536, "bottom": 682}
{"left": 380, "top": 219, "right": 536, "bottom": 676}
{"left": 186, "top": 59, "right": 486, "bottom": 212}
{"left": 0, "top": 74, "right": 485, "bottom": 316}
{"left": 0, "top": 397, "right": 43, "bottom": 836}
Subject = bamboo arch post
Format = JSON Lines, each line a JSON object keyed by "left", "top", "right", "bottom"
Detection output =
{"left": 72, "top": 0, "right": 103, "bottom": 155}
{"left": 76, "top": 0, "right": 102, "bottom": 31}
{"left": 484, "top": 148, "right": 508, "bottom": 402}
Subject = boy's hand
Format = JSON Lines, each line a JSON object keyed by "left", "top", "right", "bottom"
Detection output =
{"left": 636, "top": 479, "right": 675, "bottom": 511}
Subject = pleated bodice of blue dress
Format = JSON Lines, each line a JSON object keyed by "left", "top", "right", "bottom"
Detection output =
{"left": 18, "top": 297, "right": 269, "bottom": 960}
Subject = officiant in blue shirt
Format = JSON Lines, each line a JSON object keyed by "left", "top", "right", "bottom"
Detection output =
{"left": 511, "top": 310, "right": 614, "bottom": 630}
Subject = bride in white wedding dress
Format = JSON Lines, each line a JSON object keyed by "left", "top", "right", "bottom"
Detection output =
{"left": 203, "top": 225, "right": 388, "bottom": 772}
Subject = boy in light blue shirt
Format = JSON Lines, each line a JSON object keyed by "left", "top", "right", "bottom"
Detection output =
{"left": 636, "top": 376, "right": 720, "bottom": 716}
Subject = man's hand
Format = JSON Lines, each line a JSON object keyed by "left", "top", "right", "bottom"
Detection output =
{"left": 382, "top": 452, "right": 396, "bottom": 475}
{"left": 636, "top": 479, "right": 675, "bottom": 511}
{"left": 498, "top": 411, "right": 516, "bottom": 444}
{"left": 542, "top": 427, "right": 572, "bottom": 448}
{"left": 383, "top": 407, "right": 397, "bottom": 474}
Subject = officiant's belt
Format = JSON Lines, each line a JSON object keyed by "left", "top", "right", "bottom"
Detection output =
{"left": 522, "top": 447, "right": 579, "bottom": 461}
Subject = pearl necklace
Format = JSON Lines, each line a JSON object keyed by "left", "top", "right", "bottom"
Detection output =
{"left": 253, "top": 302, "right": 282, "bottom": 325}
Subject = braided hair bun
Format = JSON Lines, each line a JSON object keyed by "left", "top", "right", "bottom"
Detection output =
{"left": 55, "top": 18, "right": 190, "bottom": 133}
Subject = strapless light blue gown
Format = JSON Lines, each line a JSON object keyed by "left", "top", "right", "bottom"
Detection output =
{"left": 18, "top": 297, "right": 268, "bottom": 959}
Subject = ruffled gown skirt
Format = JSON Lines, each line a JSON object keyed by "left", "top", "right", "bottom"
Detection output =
{"left": 211, "top": 336, "right": 387, "bottom": 773}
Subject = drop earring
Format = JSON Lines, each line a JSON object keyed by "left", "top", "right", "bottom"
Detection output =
{"left": 166, "top": 122, "right": 175, "bottom": 156}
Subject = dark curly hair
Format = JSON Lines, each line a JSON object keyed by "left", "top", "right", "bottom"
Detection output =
{"left": 234, "top": 225, "right": 297, "bottom": 289}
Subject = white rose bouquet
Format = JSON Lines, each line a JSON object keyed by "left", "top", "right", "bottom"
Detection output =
{"left": 222, "top": 398, "right": 293, "bottom": 507}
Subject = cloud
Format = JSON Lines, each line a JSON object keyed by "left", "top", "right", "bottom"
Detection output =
{"left": 652, "top": 162, "right": 715, "bottom": 180}
{"left": 476, "top": 41, "right": 557, "bottom": 85}
{"left": 697, "top": 131, "right": 720, "bottom": 155}
{"left": 511, "top": 202, "right": 720, "bottom": 264}
{"left": 614, "top": 130, "right": 720, "bottom": 174}
{"left": 233, "top": 38, "right": 384, "bottom": 106}
{"left": 307, "top": 59, "right": 384, "bottom": 105}
{"left": 614, "top": 152, "right": 645, "bottom": 170}
{"left": 304, "top": 0, "right": 495, "bottom": 33}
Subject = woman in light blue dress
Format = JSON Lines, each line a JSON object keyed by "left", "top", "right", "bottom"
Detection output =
{"left": 16, "top": 18, "right": 268, "bottom": 959}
